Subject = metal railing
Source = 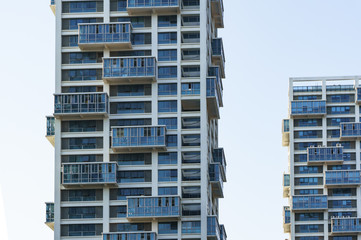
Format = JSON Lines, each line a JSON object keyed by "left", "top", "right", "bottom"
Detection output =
{"left": 292, "top": 195, "right": 327, "bottom": 210}
{"left": 54, "top": 93, "right": 108, "bottom": 115}
{"left": 127, "top": 196, "right": 181, "bottom": 218}
{"left": 291, "top": 100, "right": 326, "bottom": 115}
{"left": 79, "top": 23, "right": 131, "bottom": 45}
{"left": 340, "top": 122, "right": 361, "bottom": 138}
{"left": 332, "top": 218, "right": 361, "bottom": 233}
{"left": 128, "top": 0, "right": 179, "bottom": 8}
{"left": 307, "top": 146, "right": 343, "bottom": 163}
{"left": 112, "top": 126, "right": 166, "bottom": 148}
{"left": 103, "top": 57, "right": 156, "bottom": 79}
{"left": 325, "top": 170, "right": 361, "bottom": 185}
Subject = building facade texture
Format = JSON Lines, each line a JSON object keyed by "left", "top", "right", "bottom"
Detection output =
{"left": 283, "top": 76, "right": 361, "bottom": 240}
{"left": 45, "top": 0, "right": 227, "bottom": 240}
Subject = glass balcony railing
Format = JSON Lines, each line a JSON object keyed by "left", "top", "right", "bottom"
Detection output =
{"left": 283, "top": 206, "right": 291, "bottom": 233}
{"left": 307, "top": 146, "right": 343, "bottom": 164}
{"left": 340, "top": 122, "right": 361, "bottom": 139}
{"left": 211, "top": 38, "right": 225, "bottom": 78}
{"left": 213, "top": 148, "right": 227, "bottom": 179}
{"left": 209, "top": 163, "right": 224, "bottom": 198}
{"left": 325, "top": 170, "right": 361, "bottom": 186}
{"left": 127, "top": 196, "right": 181, "bottom": 219}
{"left": 283, "top": 173, "right": 290, "bottom": 198}
{"left": 103, "top": 232, "right": 157, "bottom": 240}
{"left": 332, "top": 218, "right": 361, "bottom": 233}
{"left": 78, "top": 23, "right": 132, "bottom": 50}
{"left": 290, "top": 100, "right": 326, "bottom": 117}
{"left": 46, "top": 116, "right": 55, "bottom": 146}
{"left": 220, "top": 224, "right": 227, "bottom": 240}
{"left": 54, "top": 93, "right": 109, "bottom": 117}
{"left": 211, "top": 0, "right": 224, "bottom": 28}
{"left": 208, "top": 216, "right": 221, "bottom": 240}
{"left": 62, "top": 162, "right": 118, "bottom": 186}
{"left": 111, "top": 126, "right": 166, "bottom": 151}
{"left": 127, "top": 0, "right": 180, "bottom": 14}
{"left": 282, "top": 119, "right": 290, "bottom": 146}
{"left": 292, "top": 195, "right": 327, "bottom": 210}
{"left": 45, "top": 202, "right": 54, "bottom": 230}
{"left": 207, "top": 77, "right": 222, "bottom": 119}
{"left": 103, "top": 57, "right": 157, "bottom": 83}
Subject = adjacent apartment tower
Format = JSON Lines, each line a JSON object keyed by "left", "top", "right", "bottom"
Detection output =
{"left": 282, "top": 76, "right": 361, "bottom": 240}
{"left": 45, "top": 0, "right": 227, "bottom": 240}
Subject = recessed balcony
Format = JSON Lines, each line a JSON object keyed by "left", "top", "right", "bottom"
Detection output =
{"left": 50, "top": 0, "right": 55, "bottom": 15}
{"left": 209, "top": 163, "right": 224, "bottom": 198}
{"left": 127, "top": 196, "right": 181, "bottom": 221}
{"left": 103, "top": 232, "right": 157, "bottom": 240}
{"left": 356, "top": 87, "right": 361, "bottom": 104}
{"left": 283, "top": 173, "right": 290, "bottom": 198}
{"left": 307, "top": 145, "right": 343, "bottom": 165}
{"left": 54, "top": 93, "right": 109, "bottom": 119}
{"left": 283, "top": 206, "right": 290, "bottom": 233}
{"left": 103, "top": 57, "right": 157, "bottom": 84}
{"left": 325, "top": 170, "right": 361, "bottom": 187}
{"left": 331, "top": 218, "right": 361, "bottom": 234}
{"left": 211, "top": 38, "right": 225, "bottom": 78}
{"left": 207, "top": 216, "right": 221, "bottom": 240}
{"left": 340, "top": 122, "right": 361, "bottom": 140}
{"left": 282, "top": 119, "right": 289, "bottom": 146}
{"left": 78, "top": 23, "right": 132, "bottom": 50}
{"left": 292, "top": 195, "right": 328, "bottom": 211}
{"left": 46, "top": 116, "right": 55, "bottom": 146}
{"left": 111, "top": 126, "right": 167, "bottom": 152}
{"left": 211, "top": 0, "right": 224, "bottom": 28}
{"left": 290, "top": 100, "right": 326, "bottom": 118}
{"left": 45, "top": 202, "right": 54, "bottom": 230}
{"left": 127, "top": 0, "right": 180, "bottom": 15}
{"left": 207, "top": 77, "right": 223, "bottom": 119}
{"left": 62, "top": 162, "right": 118, "bottom": 187}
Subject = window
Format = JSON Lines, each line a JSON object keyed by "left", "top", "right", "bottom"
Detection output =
{"left": 295, "top": 177, "right": 323, "bottom": 186}
{"left": 132, "top": 33, "right": 152, "bottom": 45}
{"left": 182, "top": 152, "right": 200, "bottom": 164}
{"left": 158, "top": 222, "right": 178, "bottom": 234}
{"left": 62, "top": 52, "right": 103, "bottom": 64}
{"left": 158, "top": 32, "right": 177, "bottom": 44}
{"left": 181, "top": 83, "right": 200, "bottom": 95}
{"left": 159, "top": 187, "right": 178, "bottom": 196}
{"left": 111, "top": 102, "right": 151, "bottom": 114}
{"left": 111, "top": 16, "right": 151, "bottom": 28}
{"left": 110, "top": 118, "right": 151, "bottom": 127}
{"left": 182, "top": 204, "right": 201, "bottom": 216}
{"left": 182, "top": 117, "right": 200, "bottom": 129}
{"left": 158, "top": 66, "right": 177, "bottom": 78}
{"left": 158, "top": 83, "right": 177, "bottom": 95}
{"left": 182, "top": 66, "right": 200, "bottom": 77}
{"left": 61, "top": 189, "right": 102, "bottom": 202}
{"left": 158, "top": 16, "right": 177, "bottom": 27}
{"left": 158, "top": 170, "right": 178, "bottom": 182}
{"left": 182, "top": 0, "right": 200, "bottom": 9}
{"left": 182, "top": 49, "right": 200, "bottom": 60}
{"left": 182, "top": 221, "right": 201, "bottom": 234}
{"left": 117, "top": 171, "right": 152, "bottom": 183}
{"left": 62, "top": 120, "right": 101, "bottom": 132}
{"left": 110, "top": 188, "right": 151, "bottom": 200}
{"left": 110, "top": 153, "right": 152, "bottom": 165}
{"left": 182, "top": 32, "right": 200, "bottom": 43}
{"left": 182, "top": 169, "right": 200, "bottom": 181}
{"left": 62, "top": 224, "right": 102, "bottom": 236}
{"left": 182, "top": 134, "right": 200, "bottom": 147}
{"left": 112, "top": 85, "right": 151, "bottom": 97}
{"left": 158, "top": 152, "right": 178, "bottom": 165}
{"left": 113, "top": 223, "right": 151, "bottom": 232}
{"left": 62, "top": 18, "right": 102, "bottom": 30}
{"left": 62, "top": 137, "right": 102, "bottom": 150}
{"left": 62, "top": 36, "right": 78, "bottom": 47}
{"left": 158, "top": 50, "right": 177, "bottom": 61}
{"left": 159, "top": 118, "right": 178, "bottom": 130}
{"left": 166, "top": 135, "right": 178, "bottom": 147}
{"left": 65, "top": 207, "right": 98, "bottom": 219}
{"left": 62, "top": 155, "right": 103, "bottom": 163}
{"left": 327, "top": 106, "right": 354, "bottom": 115}
{"left": 110, "top": 0, "right": 128, "bottom": 12}
{"left": 182, "top": 186, "right": 200, "bottom": 198}
{"left": 110, "top": 206, "right": 127, "bottom": 218}
{"left": 182, "top": 15, "right": 200, "bottom": 26}
{"left": 159, "top": 101, "right": 177, "bottom": 113}
{"left": 62, "top": 69, "right": 102, "bottom": 81}
{"left": 62, "top": 1, "right": 103, "bottom": 13}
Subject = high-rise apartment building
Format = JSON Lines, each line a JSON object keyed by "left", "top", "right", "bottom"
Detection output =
{"left": 45, "top": 0, "right": 227, "bottom": 240}
{"left": 282, "top": 76, "right": 361, "bottom": 240}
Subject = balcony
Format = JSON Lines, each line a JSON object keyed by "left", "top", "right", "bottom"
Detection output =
{"left": 127, "top": 196, "right": 181, "bottom": 220}
{"left": 292, "top": 195, "right": 328, "bottom": 211}
{"left": 211, "top": 38, "right": 225, "bottom": 78}
{"left": 62, "top": 162, "right": 118, "bottom": 187}
{"left": 103, "top": 57, "right": 157, "bottom": 83}
{"left": 331, "top": 218, "right": 361, "bottom": 234}
{"left": 325, "top": 170, "right": 361, "bottom": 187}
{"left": 283, "top": 173, "right": 290, "bottom": 198}
{"left": 103, "top": 232, "right": 157, "bottom": 240}
{"left": 220, "top": 224, "right": 227, "bottom": 240}
{"left": 207, "top": 77, "right": 223, "bottom": 119}
{"left": 211, "top": 0, "right": 224, "bottom": 28}
{"left": 127, "top": 0, "right": 180, "bottom": 15}
{"left": 78, "top": 23, "right": 132, "bottom": 50}
{"left": 111, "top": 126, "right": 167, "bottom": 152}
{"left": 307, "top": 145, "right": 343, "bottom": 165}
{"left": 213, "top": 148, "right": 227, "bottom": 181}
{"left": 50, "top": 0, "right": 55, "bottom": 15}
{"left": 340, "top": 122, "right": 361, "bottom": 140}
{"left": 282, "top": 119, "right": 289, "bottom": 146}
{"left": 54, "top": 93, "right": 109, "bottom": 119}
{"left": 283, "top": 206, "right": 291, "bottom": 233}
{"left": 46, "top": 116, "right": 55, "bottom": 146}
{"left": 45, "top": 202, "right": 54, "bottom": 230}
{"left": 290, "top": 100, "right": 326, "bottom": 118}
{"left": 207, "top": 216, "right": 220, "bottom": 240}
{"left": 209, "top": 163, "right": 224, "bottom": 198}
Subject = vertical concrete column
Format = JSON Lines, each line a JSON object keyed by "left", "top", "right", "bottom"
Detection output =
{"left": 288, "top": 79, "right": 295, "bottom": 240}
{"left": 104, "top": 0, "right": 110, "bottom": 23}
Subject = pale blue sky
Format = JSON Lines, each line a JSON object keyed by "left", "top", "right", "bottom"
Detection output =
{"left": 0, "top": 0, "right": 361, "bottom": 239}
